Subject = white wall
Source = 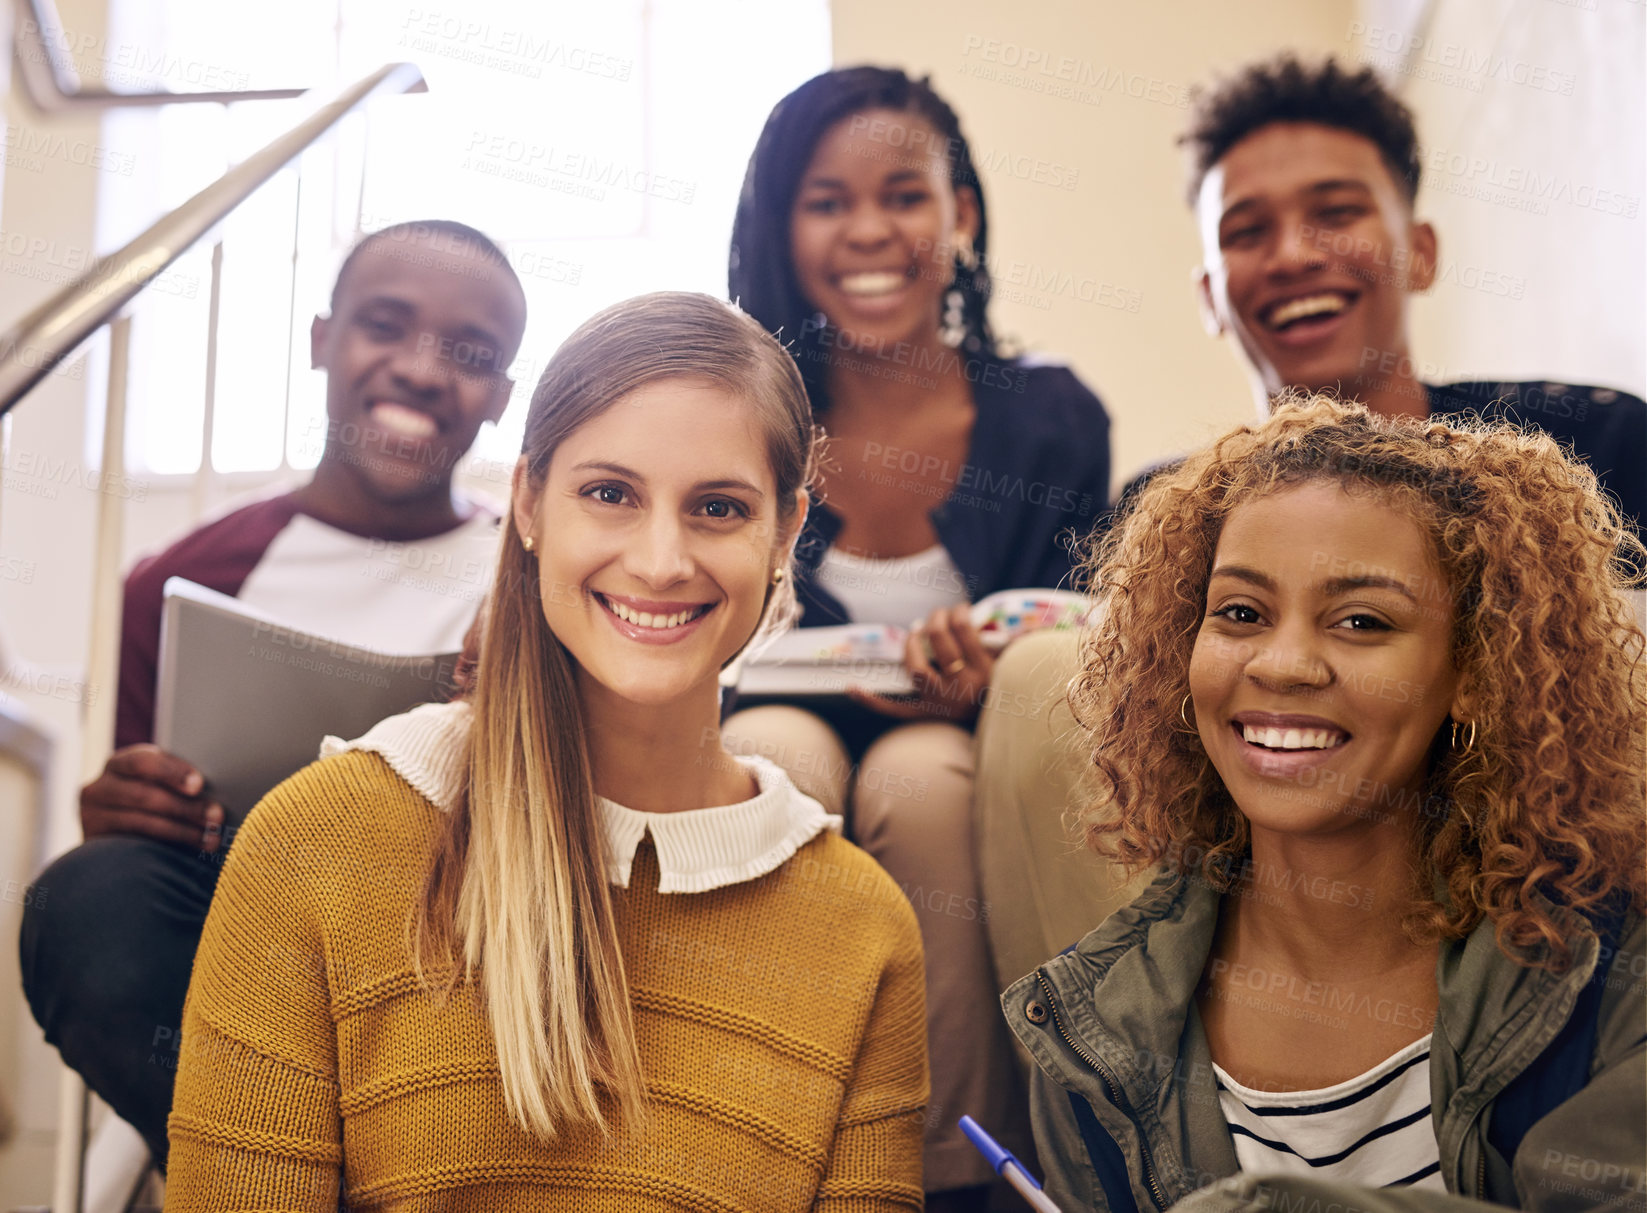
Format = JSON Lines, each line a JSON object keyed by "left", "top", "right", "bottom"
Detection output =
{"left": 1, "top": 0, "right": 111, "bottom": 1194}
{"left": 1373, "top": 0, "right": 1646, "bottom": 395}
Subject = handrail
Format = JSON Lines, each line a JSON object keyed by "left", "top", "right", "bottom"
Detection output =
{"left": 0, "top": 59, "right": 426, "bottom": 415}
{"left": 11, "top": 0, "right": 309, "bottom": 109}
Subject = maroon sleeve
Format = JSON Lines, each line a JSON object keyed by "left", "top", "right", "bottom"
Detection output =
{"left": 115, "top": 495, "right": 302, "bottom": 749}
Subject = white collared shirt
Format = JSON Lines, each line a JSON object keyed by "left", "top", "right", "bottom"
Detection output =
{"left": 320, "top": 701, "right": 841, "bottom": 893}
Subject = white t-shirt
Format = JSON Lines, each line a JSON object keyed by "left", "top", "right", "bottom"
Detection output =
{"left": 812, "top": 543, "right": 970, "bottom": 625}
{"left": 237, "top": 512, "right": 496, "bottom": 655}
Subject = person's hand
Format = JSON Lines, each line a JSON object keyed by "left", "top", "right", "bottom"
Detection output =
{"left": 849, "top": 604, "right": 995, "bottom": 723}
{"left": 80, "top": 744, "right": 224, "bottom": 852}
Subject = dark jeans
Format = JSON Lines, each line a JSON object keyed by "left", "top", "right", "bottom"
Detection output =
{"left": 18, "top": 834, "right": 225, "bottom": 1167}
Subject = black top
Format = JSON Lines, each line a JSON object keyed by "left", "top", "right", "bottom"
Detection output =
{"left": 1426, "top": 379, "right": 1646, "bottom": 532}
{"left": 1116, "top": 380, "right": 1647, "bottom": 543}
{"left": 792, "top": 355, "right": 1111, "bottom": 627}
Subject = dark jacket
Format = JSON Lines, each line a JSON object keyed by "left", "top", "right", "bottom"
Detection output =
{"left": 1004, "top": 870, "right": 1645, "bottom": 1212}
{"left": 1116, "top": 381, "right": 1646, "bottom": 543}
{"left": 793, "top": 355, "right": 1111, "bottom": 627}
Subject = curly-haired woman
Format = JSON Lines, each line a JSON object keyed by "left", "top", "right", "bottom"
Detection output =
{"left": 1006, "top": 396, "right": 1645, "bottom": 1212}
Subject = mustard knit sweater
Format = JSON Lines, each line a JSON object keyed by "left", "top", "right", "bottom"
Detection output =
{"left": 165, "top": 750, "right": 928, "bottom": 1210}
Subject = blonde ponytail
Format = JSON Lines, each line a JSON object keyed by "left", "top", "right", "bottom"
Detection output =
{"left": 412, "top": 292, "right": 816, "bottom": 1139}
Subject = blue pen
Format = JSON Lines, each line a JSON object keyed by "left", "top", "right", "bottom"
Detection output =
{"left": 959, "top": 1115, "right": 1063, "bottom": 1213}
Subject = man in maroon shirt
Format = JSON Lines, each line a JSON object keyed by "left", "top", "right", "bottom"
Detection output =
{"left": 20, "top": 220, "right": 527, "bottom": 1166}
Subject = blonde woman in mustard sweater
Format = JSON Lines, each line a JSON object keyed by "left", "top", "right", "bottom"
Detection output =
{"left": 164, "top": 292, "right": 928, "bottom": 1210}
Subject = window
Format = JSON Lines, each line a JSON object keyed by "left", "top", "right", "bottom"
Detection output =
{"left": 100, "top": 0, "right": 830, "bottom": 477}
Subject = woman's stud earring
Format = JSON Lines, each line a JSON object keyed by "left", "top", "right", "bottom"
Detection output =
{"left": 523, "top": 536, "right": 535, "bottom": 553}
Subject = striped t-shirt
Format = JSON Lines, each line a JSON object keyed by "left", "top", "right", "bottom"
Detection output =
{"left": 1213, "top": 1034, "right": 1445, "bottom": 1191}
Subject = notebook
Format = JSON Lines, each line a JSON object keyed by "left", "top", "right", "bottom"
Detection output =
{"left": 154, "top": 577, "right": 460, "bottom": 825}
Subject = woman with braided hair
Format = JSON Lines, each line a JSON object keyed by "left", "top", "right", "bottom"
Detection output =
{"left": 726, "top": 67, "right": 1113, "bottom": 1208}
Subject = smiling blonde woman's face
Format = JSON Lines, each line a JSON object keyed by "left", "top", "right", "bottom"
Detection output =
{"left": 513, "top": 377, "right": 801, "bottom": 710}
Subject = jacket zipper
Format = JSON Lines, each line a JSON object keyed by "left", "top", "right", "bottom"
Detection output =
{"left": 1035, "top": 970, "right": 1169, "bottom": 1212}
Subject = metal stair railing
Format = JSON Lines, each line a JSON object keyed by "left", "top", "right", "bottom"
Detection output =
{"left": 0, "top": 56, "right": 426, "bottom": 1213}
{"left": 10, "top": 0, "right": 309, "bottom": 110}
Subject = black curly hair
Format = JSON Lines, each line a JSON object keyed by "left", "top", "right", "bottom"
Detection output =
{"left": 1180, "top": 54, "right": 1423, "bottom": 207}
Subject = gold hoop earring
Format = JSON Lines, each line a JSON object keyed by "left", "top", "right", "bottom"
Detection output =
{"left": 1179, "top": 693, "right": 1197, "bottom": 732}
{"left": 1450, "top": 719, "right": 1477, "bottom": 754}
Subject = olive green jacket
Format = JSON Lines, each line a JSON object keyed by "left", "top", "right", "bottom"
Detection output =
{"left": 1003, "top": 870, "right": 1645, "bottom": 1212}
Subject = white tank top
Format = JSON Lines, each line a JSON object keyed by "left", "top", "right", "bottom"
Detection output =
{"left": 812, "top": 543, "right": 971, "bottom": 625}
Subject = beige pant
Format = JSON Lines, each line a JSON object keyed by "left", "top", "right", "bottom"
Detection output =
{"left": 972, "top": 629, "right": 1136, "bottom": 995}
{"left": 719, "top": 707, "right": 1023, "bottom": 1192}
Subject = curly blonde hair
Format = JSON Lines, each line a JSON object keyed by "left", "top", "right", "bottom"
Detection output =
{"left": 1076, "top": 395, "right": 1645, "bottom": 966}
